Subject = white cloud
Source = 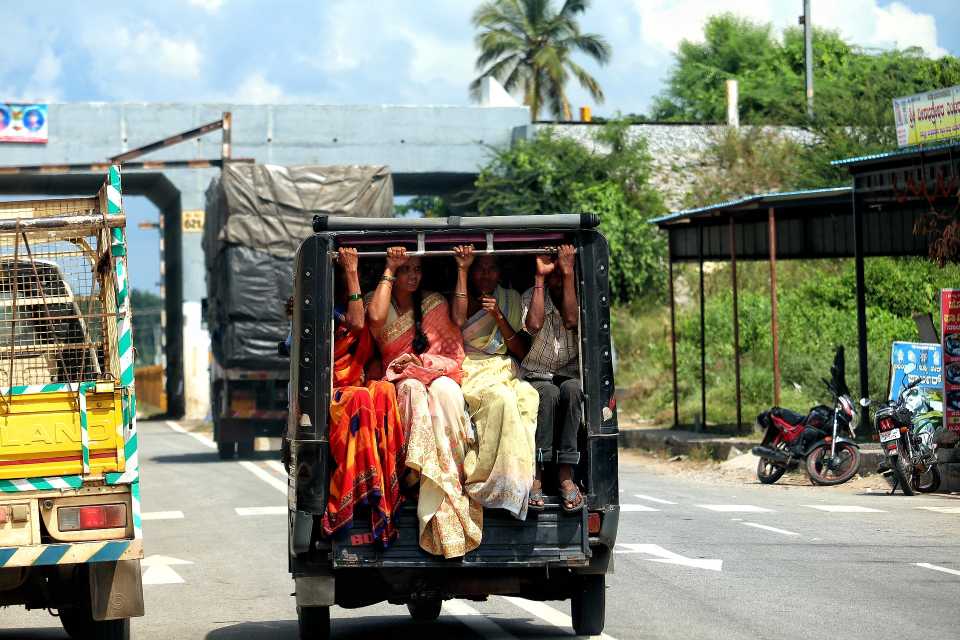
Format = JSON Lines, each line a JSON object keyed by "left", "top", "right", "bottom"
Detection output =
{"left": 22, "top": 47, "right": 63, "bottom": 102}
{"left": 393, "top": 26, "right": 475, "bottom": 87}
{"left": 110, "top": 24, "right": 201, "bottom": 78}
{"left": 188, "top": 0, "right": 225, "bottom": 13}
{"left": 230, "top": 71, "right": 285, "bottom": 103}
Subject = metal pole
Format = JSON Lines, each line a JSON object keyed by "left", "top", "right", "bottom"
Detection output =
{"left": 668, "top": 247, "right": 679, "bottom": 428}
{"left": 803, "top": 0, "right": 814, "bottom": 119}
{"left": 699, "top": 226, "right": 707, "bottom": 430}
{"left": 853, "top": 193, "right": 870, "bottom": 401}
{"left": 730, "top": 218, "right": 742, "bottom": 430}
{"left": 768, "top": 207, "right": 781, "bottom": 406}
{"left": 221, "top": 111, "right": 233, "bottom": 161}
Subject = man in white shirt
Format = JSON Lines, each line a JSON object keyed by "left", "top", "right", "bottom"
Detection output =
{"left": 521, "top": 245, "right": 584, "bottom": 513}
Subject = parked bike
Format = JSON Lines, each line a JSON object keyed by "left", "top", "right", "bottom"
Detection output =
{"left": 752, "top": 347, "right": 862, "bottom": 485}
{"left": 864, "top": 365, "right": 942, "bottom": 495}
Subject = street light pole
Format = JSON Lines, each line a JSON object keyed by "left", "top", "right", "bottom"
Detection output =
{"left": 802, "top": 0, "right": 814, "bottom": 119}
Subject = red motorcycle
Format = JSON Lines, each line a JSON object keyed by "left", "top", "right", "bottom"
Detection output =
{"left": 751, "top": 347, "right": 862, "bottom": 485}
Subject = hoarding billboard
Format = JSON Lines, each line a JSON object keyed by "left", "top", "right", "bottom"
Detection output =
{"left": 893, "top": 86, "right": 960, "bottom": 147}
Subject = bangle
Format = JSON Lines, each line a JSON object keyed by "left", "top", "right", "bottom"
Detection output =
{"left": 505, "top": 332, "right": 518, "bottom": 342}
{"left": 454, "top": 292, "right": 468, "bottom": 298}
{"left": 347, "top": 293, "right": 363, "bottom": 302}
{"left": 380, "top": 275, "right": 396, "bottom": 283}
{"left": 533, "top": 285, "right": 544, "bottom": 290}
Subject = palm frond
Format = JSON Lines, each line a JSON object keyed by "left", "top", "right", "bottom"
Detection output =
{"left": 562, "top": 32, "right": 612, "bottom": 65}
{"left": 559, "top": 0, "right": 589, "bottom": 18}
{"left": 565, "top": 59, "right": 605, "bottom": 102}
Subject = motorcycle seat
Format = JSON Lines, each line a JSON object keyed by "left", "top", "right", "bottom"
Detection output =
{"left": 771, "top": 407, "right": 807, "bottom": 426}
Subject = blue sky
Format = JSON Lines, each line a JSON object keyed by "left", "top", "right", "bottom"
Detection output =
{"left": 1, "top": 0, "right": 957, "bottom": 292}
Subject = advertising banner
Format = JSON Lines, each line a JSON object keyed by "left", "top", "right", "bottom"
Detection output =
{"left": 888, "top": 341, "right": 942, "bottom": 401}
{"left": 893, "top": 85, "right": 960, "bottom": 147}
{"left": 940, "top": 289, "right": 960, "bottom": 432}
{"left": 0, "top": 103, "right": 48, "bottom": 143}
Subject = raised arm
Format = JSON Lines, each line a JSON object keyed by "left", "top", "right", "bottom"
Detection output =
{"left": 480, "top": 294, "right": 529, "bottom": 360}
{"left": 450, "top": 245, "right": 474, "bottom": 327}
{"left": 367, "top": 246, "right": 406, "bottom": 331}
{"left": 338, "top": 248, "right": 365, "bottom": 331}
{"left": 557, "top": 244, "right": 579, "bottom": 330}
{"left": 524, "top": 254, "right": 554, "bottom": 334}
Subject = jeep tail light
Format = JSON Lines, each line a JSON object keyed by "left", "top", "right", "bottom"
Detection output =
{"left": 58, "top": 504, "right": 126, "bottom": 531}
{"left": 587, "top": 512, "right": 601, "bottom": 534}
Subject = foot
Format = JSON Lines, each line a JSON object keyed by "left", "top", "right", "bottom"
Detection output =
{"left": 528, "top": 477, "right": 545, "bottom": 510}
{"left": 559, "top": 479, "right": 583, "bottom": 512}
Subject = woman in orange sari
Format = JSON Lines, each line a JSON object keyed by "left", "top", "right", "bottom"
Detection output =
{"left": 367, "top": 247, "right": 482, "bottom": 559}
{"left": 322, "top": 248, "right": 405, "bottom": 547}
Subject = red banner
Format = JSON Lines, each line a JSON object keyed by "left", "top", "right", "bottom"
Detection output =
{"left": 941, "top": 289, "right": 960, "bottom": 432}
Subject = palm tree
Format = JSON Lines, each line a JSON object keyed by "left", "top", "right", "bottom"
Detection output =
{"left": 470, "top": 0, "right": 611, "bottom": 121}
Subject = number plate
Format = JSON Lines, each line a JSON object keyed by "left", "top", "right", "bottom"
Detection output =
{"left": 880, "top": 429, "right": 900, "bottom": 443}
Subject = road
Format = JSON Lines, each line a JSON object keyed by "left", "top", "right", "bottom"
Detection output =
{"left": 2, "top": 419, "right": 959, "bottom": 639}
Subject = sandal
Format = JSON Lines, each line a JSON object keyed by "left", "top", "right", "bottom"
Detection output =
{"left": 561, "top": 483, "right": 584, "bottom": 513}
{"left": 528, "top": 487, "right": 546, "bottom": 512}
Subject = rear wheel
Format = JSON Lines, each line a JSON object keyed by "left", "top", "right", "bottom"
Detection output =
{"left": 237, "top": 439, "right": 256, "bottom": 459}
{"left": 570, "top": 574, "right": 605, "bottom": 636}
{"left": 297, "top": 605, "right": 330, "bottom": 640}
{"left": 60, "top": 613, "right": 129, "bottom": 640}
{"left": 887, "top": 453, "right": 915, "bottom": 496}
{"left": 805, "top": 443, "right": 860, "bottom": 486}
{"left": 912, "top": 465, "right": 941, "bottom": 493}
{"left": 407, "top": 599, "right": 442, "bottom": 622}
{"left": 756, "top": 457, "right": 787, "bottom": 484}
{"left": 217, "top": 441, "right": 236, "bottom": 460}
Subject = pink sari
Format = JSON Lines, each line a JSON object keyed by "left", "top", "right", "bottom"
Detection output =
{"left": 372, "top": 292, "right": 482, "bottom": 558}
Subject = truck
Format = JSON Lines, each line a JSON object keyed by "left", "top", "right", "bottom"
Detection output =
{"left": 203, "top": 163, "right": 393, "bottom": 459}
{"left": 287, "top": 214, "right": 619, "bottom": 639}
{"left": 0, "top": 166, "right": 144, "bottom": 640}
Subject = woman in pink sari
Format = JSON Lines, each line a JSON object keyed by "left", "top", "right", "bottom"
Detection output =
{"left": 366, "top": 247, "right": 482, "bottom": 559}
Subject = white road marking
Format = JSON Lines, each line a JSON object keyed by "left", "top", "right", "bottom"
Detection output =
{"left": 141, "top": 511, "right": 184, "bottom": 521}
{"left": 265, "top": 460, "right": 287, "bottom": 475}
{"left": 697, "top": 504, "right": 773, "bottom": 513}
{"left": 914, "top": 562, "right": 960, "bottom": 577}
{"left": 445, "top": 599, "right": 516, "bottom": 637}
{"left": 165, "top": 420, "right": 216, "bottom": 449}
{"left": 615, "top": 543, "right": 722, "bottom": 571}
{"left": 238, "top": 460, "right": 288, "bottom": 494}
{"left": 141, "top": 555, "right": 193, "bottom": 586}
{"left": 620, "top": 504, "right": 659, "bottom": 512}
{"left": 633, "top": 494, "right": 677, "bottom": 505}
{"left": 916, "top": 506, "right": 960, "bottom": 514}
{"left": 803, "top": 505, "right": 885, "bottom": 513}
{"left": 503, "top": 596, "right": 619, "bottom": 640}
{"left": 741, "top": 522, "right": 799, "bottom": 536}
{"left": 235, "top": 506, "right": 287, "bottom": 516}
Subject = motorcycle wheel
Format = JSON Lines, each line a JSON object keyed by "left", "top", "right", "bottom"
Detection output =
{"left": 887, "top": 454, "right": 914, "bottom": 496}
{"left": 805, "top": 443, "right": 861, "bottom": 486}
{"left": 756, "top": 458, "right": 787, "bottom": 484}
{"left": 912, "top": 465, "right": 941, "bottom": 493}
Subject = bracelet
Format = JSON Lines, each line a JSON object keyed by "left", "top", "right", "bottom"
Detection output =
{"left": 454, "top": 292, "right": 468, "bottom": 298}
{"left": 347, "top": 293, "right": 363, "bottom": 302}
{"left": 380, "top": 275, "right": 396, "bottom": 283}
{"left": 533, "top": 285, "right": 544, "bottom": 290}
{"left": 505, "top": 332, "right": 518, "bottom": 342}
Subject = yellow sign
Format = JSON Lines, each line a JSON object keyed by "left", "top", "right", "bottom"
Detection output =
{"left": 182, "top": 209, "right": 204, "bottom": 233}
{"left": 893, "top": 85, "right": 960, "bottom": 147}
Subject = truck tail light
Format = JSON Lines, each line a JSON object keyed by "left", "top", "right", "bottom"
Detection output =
{"left": 587, "top": 512, "right": 602, "bottom": 534}
{"left": 0, "top": 504, "right": 31, "bottom": 524}
{"left": 58, "top": 504, "right": 127, "bottom": 531}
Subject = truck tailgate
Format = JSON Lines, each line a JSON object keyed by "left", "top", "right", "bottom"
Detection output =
{"left": 0, "top": 388, "right": 124, "bottom": 480}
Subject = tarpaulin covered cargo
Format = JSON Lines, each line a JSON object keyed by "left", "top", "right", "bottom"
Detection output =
{"left": 204, "top": 163, "right": 393, "bottom": 369}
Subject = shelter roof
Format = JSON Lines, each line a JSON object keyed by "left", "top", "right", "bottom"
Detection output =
{"left": 831, "top": 140, "right": 960, "bottom": 170}
{"left": 651, "top": 187, "right": 851, "bottom": 228}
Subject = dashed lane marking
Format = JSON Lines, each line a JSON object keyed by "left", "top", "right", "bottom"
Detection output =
{"left": 632, "top": 494, "right": 677, "bottom": 505}
{"left": 445, "top": 599, "right": 517, "bottom": 638}
{"left": 697, "top": 504, "right": 774, "bottom": 513}
{"left": 916, "top": 506, "right": 960, "bottom": 514}
{"left": 142, "top": 511, "right": 184, "bottom": 521}
{"left": 165, "top": 420, "right": 216, "bottom": 449}
{"left": 502, "top": 596, "right": 619, "bottom": 640}
{"left": 235, "top": 506, "right": 287, "bottom": 516}
{"left": 620, "top": 504, "right": 660, "bottom": 512}
{"left": 741, "top": 522, "right": 799, "bottom": 536}
{"left": 803, "top": 505, "right": 886, "bottom": 513}
{"left": 238, "top": 461, "right": 288, "bottom": 495}
{"left": 914, "top": 562, "right": 960, "bottom": 577}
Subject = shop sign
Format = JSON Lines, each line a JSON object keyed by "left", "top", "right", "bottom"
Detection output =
{"left": 182, "top": 210, "right": 204, "bottom": 232}
{"left": 0, "top": 103, "right": 48, "bottom": 143}
{"left": 893, "top": 85, "right": 960, "bottom": 147}
{"left": 940, "top": 289, "right": 960, "bottom": 432}
{"left": 889, "top": 341, "right": 942, "bottom": 401}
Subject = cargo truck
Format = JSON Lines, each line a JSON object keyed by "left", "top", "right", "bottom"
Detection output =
{"left": 0, "top": 167, "right": 144, "bottom": 640}
{"left": 203, "top": 163, "right": 393, "bottom": 459}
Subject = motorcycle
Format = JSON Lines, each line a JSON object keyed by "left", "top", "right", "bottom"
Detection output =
{"left": 864, "top": 365, "right": 942, "bottom": 495}
{"left": 752, "top": 347, "right": 862, "bottom": 485}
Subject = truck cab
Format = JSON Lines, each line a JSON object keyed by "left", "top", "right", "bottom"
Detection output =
{"left": 287, "top": 214, "right": 619, "bottom": 638}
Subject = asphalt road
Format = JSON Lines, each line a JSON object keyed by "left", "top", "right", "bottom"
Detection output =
{"left": 2, "top": 419, "right": 959, "bottom": 639}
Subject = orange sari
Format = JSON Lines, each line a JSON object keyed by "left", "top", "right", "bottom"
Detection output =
{"left": 322, "top": 318, "right": 405, "bottom": 546}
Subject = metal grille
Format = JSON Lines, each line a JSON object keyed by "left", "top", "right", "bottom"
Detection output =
{"left": 0, "top": 223, "right": 115, "bottom": 387}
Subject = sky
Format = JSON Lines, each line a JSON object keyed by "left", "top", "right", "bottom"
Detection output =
{"left": 1, "top": 0, "right": 957, "bottom": 292}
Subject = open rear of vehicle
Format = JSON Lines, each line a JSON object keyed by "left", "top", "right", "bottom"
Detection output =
{"left": 287, "top": 214, "right": 619, "bottom": 638}
{"left": 0, "top": 167, "right": 143, "bottom": 640}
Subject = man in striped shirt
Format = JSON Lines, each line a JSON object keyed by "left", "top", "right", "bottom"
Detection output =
{"left": 521, "top": 245, "right": 584, "bottom": 512}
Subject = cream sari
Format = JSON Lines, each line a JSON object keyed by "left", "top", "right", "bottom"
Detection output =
{"left": 460, "top": 286, "right": 538, "bottom": 519}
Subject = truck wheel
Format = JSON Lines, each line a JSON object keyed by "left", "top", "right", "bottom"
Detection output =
{"left": 237, "top": 439, "right": 255, "bottom": 459}
{"left": 570, "top": 574, "right": 605, "bottom": 636}
{"left": 217, "top": 441, "right": 236, "bottom": 460}
{"left": 297, "top": 605, "right": 330, "bottom": 640}
{"left": 60, "top": 610, "right": 130, "bottom": 640}
{"left": 407, "top": 599, "right": 442, "bottom": 622}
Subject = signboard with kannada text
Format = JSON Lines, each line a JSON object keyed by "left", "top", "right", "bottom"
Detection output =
{"left": 0, "top": 103, "right": 48, "bottom": 143}
{"left": 888, "top": 341, "right": 942, "bottom": 401}
{"left": 893, "top": 86, "right": 960, "bottom": 147}
{"left": 941, "top": 289, "right": 960, "bottom": 432}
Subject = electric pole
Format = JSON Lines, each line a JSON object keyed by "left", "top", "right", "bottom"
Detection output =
{"left": 800, "top": 0, "right": 814, "bottom": 119}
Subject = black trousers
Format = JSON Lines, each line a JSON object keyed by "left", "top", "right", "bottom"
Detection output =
{"left": 527, "top": 375, "right": 583, "bottom": 467}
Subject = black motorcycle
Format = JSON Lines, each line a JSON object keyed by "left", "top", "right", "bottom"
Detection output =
{"left": 752, "top": 347, "right": 861, "bottom": 486}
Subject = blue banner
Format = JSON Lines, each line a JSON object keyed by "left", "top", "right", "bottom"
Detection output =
{"left": 889, "top": 341, "right": 942, "bottom": 401}
{"left": 0, "top": 103, "right": 48, "bottom": 144}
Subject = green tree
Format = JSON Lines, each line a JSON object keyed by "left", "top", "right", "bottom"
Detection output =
{"left": 470, "top": 0, "right": 612, "bottom": 120}
{"left": 473, "top": 122, "right": 667, "bottom": 300}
